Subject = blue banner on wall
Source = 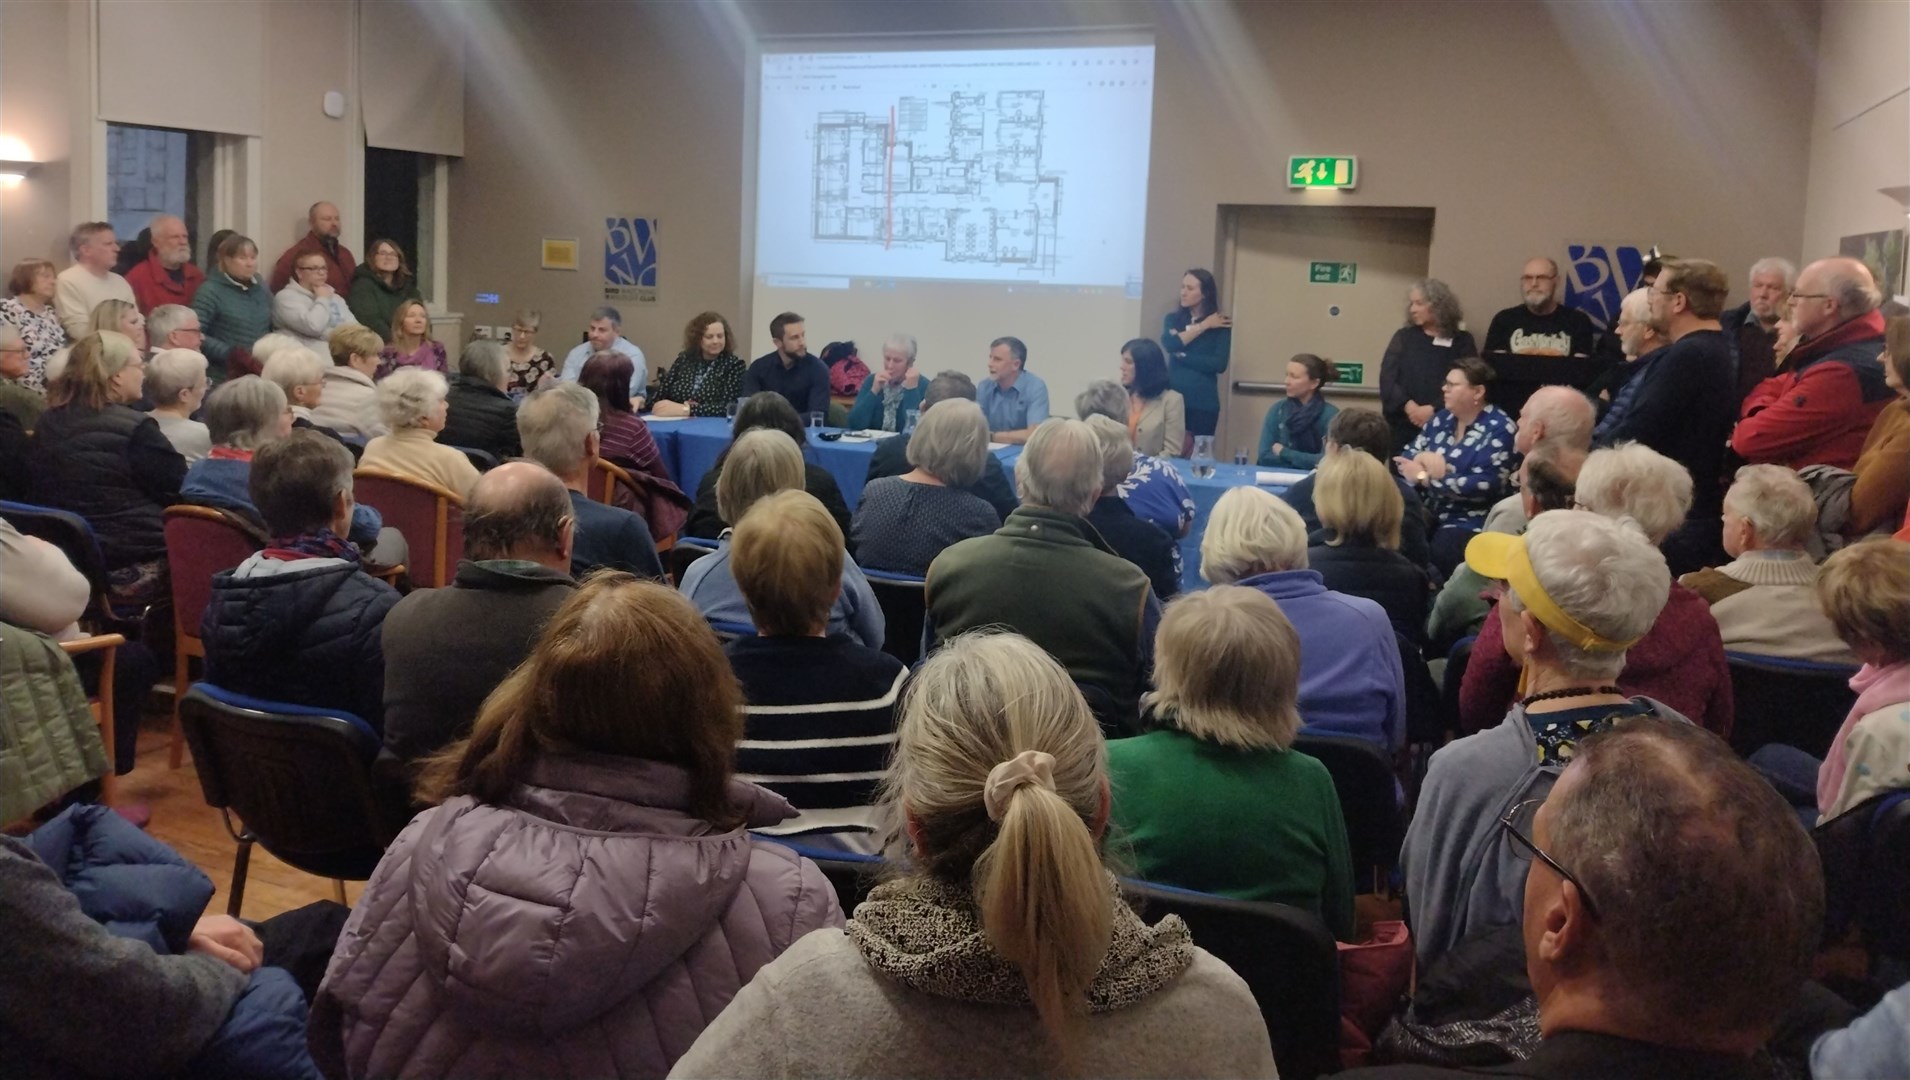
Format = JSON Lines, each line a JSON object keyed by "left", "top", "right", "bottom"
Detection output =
{"left": 604, "top": 217, "right": 658, "bottom": 303}
{"left": 1564, "top": 243, "right": 1647, "bottom": 330}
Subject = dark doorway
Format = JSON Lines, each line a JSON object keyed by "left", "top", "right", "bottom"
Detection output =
{"left": 363, "top": 146, "right": 423, "bottom": 277}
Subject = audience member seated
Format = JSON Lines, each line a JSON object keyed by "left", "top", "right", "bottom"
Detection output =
{"left": 380, "top": 461, "right": 578, "bottom": 773}
{"left": 851, "top": 398, "right": 999, "bottom": 575}
{"left": 843, "top": 333, "right": 924, "bottom": 432}
{"left": 1811, "top": 977, "right": 1910, "bottom": 1078}
{"left": 314, "top": 325, "right": 387, "bottom": 439}
{"left": 53, "top": 222, "right": 135, "bottom": 340}
{"left": 1077, "top": 378, "right": 1196, "bottom": 557}
{"left": 259, "top": 341, "right": 355, "bottom": 455}
{"left": 725, "top": 489, "right": 907, "bottom": 853}
{"left": 1461, "top": 443, "right": 1733, "bottom": 737}
{"left": 190, "top": 233, "right": 272, "bottom": 381}
{"left": 559, "top": 305, "right": 648, "bottom": 401}
{"left": 1679, "top": 465, "right": 1857, "bottom": 664}
{"left": 146, "top": 302, "right": 205, "bottom": 355}
{"left": 681, "top": 428, "right": 882, "bottom": 646}
{"left": 1428, "top": 442, "right": 1582, "bottom": 652}
{"left": 1734, "top": 256, "right": 1889, "bottom": 470}
{"left": 360, "top": 368, "right": 482, "bottom": 497}
{"left": 146, "top": 347, "right": 211, "bottom": 462}
{"left": 201, "top": 432, "right": 399, "bottom": 728}
{"left": 312, "top": 576, "right": 843, "bottom": 1078}
{"left": 1309, "top": 448, "right": 1430, "bottom": 643}
{"left": 1482, "top": 384, "right": 1595, "bottom": 536}
{"left": 268, "top": 200, "right": 356, "bottom": 292}
{"left": 926, "top": 419, "right": 1157, "bottom": 727}
{"left": 1395, "top": 356, "right": 1518, "bottom": 573}
{"left": 1405, "top": 511, "right": 1678, "bottom": 968}
{"left": 685, "top": 391, "right": 852, "bottom": 540}
{"left": 1081, "top": 415, "right": 1180, "bottom": 599}
{"left": 438, "top": 339, "right": 522, "bottom": 461}
{"left": 743, "top": 311, "right": 828, "bottom": 417}
{"left": 1283, "top": 407, "right": 1434, "bottom": 570}
{"left": 1379, "top": 277, "right": 1478, "bottom": 453}
{"left": 578, "top": 347, "right": 671, "bottom": 483}
{"left": 271, "top": 249, "right": 352, "bottom": 351}
{"left": 649, "top": 310, "right": 746, "bottom": 418}
{"left": 1200, "top": 486, "right": 1404, "bottom": 752}
{"left": 1846, "top": 314, "right": 1910, "bottom": 536}
{"left": 976, "top": 334, "right": 1049, "bottom": 444}
{"left": 671, "top": 631, "right": 1274, "bottom": 1079}
{"left": 375, "top": 298, "right": 446, "bottom": 377}
{"left": 500, "top": 307, "right": 556, "bottom": 396}
{"left": 1121, "top": 337, "right": 1185, "bottom": 458}
{"left": 865, "top": 370, "right": 1018, "bottom": 521}
{"left": 516, "top": 382, "right": 665, "bottom": 581}
{"left": 1258, "top": 352, "right": 1340, "bottom": 469}
{"left": 1109, "top": 586, "right": 1354, "bottom": 939}
{"left": 28, "top": 331, "right": 184, "bottom": 608}
{"left": 343, "top": 237, "right": 420, "bottom": 341}
{"left": 2, "top": 257, "right": 65, "bottom": 389}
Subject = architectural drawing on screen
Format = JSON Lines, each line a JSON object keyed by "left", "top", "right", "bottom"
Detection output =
{"left": 812, "top": 91, "right": 1059, "bottom": 273}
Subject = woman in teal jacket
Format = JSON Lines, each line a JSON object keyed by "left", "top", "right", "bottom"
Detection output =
{"left": 190, "top": 234, "right": 274, "bottom": 384}
{"left": 1162, "top": 268, "right": 1232, "bottom": 442}
{"left": 1258, "top": 353, "right": 1340, "bottom": 468}
{"left": 843, "top": 333, "right": 925, "bottom": 432}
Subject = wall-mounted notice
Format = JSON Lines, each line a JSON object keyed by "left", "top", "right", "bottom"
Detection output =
{"left": 1309, "top": 261, "right": 1357, "bottom": 284}
{"left": 540, "top": 238, "right": 578, "bottom": 272}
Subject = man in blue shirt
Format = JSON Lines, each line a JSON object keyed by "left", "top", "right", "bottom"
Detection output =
{"left": 558, "top": 305, "right": 647, "bottom": 404}
{"left": 743, "top": 311, "right": 831, "bottom": 416}
{"left": 975, "top": 335, "right": 1048, "bottom": 444}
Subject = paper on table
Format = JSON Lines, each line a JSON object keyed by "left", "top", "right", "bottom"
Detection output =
{"left": 641, "top": 415, "right": 691, "bottom": 422}
{"left": 1256, "top": 469, "right": 1309, "bottom": 486}
{"left": 988, "top": 441, "right": 1011, "bottom": 451}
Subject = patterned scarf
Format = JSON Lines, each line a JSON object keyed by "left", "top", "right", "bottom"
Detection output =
{"left": 880, "top": 384, "right": 906, "bottom": 431}
{"left": 263, "top": 528, "right": 361, "bottom": 564}
{"left": 848, "top": 873, "right": 1193, "bottom": 1013}
{"left": 1286, "top": 393, "right": 1328, "bottom": 455}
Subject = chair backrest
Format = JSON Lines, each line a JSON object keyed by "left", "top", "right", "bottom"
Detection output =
{"left": 1725, "top": 652, "right": 1860, "bottom": 759}
{"left": 864, "top": 571, "right": 927, "bottom": 666}
{"left": 1293, "top": 731, "right": 1404, "bottom": 885}
{"left": 353, "top": 468, "right": 464, "bottom": 587}
{"left": 1816, "top": 788, "right": 1910, "bottom": 970}
{"left": 592, "top": 457, "right": 633, "bottom": 505}
{"left": 1120, "top": 878, "right": 1342, "bottom": 1080}
{"left": 163, "top": 506, "right": 264, "bottom": 644}
{"left": 447, "top": 445, "right": 498, "bottom": 473}
{"left": 667, "top": 537, "right": 719, "bottom": 585}
{"left": 707, "top": 617, "right": 757, "bottom": 641}
{"left": 0, "top": 499, "right": 114, "bottom": 624}
{"left": 177, "top": 684, "right": 398, "bottom": 880}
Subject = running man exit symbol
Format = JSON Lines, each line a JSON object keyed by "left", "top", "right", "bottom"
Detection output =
{"left": 1309, "top": 261, "right": 1357, "bottom": 285}
{"left": 1289, "top": 156, "right": 1357, "bottom": 189}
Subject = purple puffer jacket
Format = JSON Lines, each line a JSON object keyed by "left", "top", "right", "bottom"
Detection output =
{"left": 308, "top": 752, "right": 843, "bottom": 1079}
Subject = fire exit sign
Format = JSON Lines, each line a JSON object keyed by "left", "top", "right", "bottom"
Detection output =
{"left": 1289, "top": 155, "right": 1357, "bottom": 189}
{"left": 1334, "top": 362, "right": 1365, "bottom": 384}
{"left": 1309, "top": 261, "right": 1358, "bottom": 284}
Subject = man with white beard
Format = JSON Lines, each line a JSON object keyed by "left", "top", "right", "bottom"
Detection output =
{"left": 125, "top": 214, "right": 205, "bottom": 314}
{"left": 1719, "top": 256, "right": 1794, "bottom": 402}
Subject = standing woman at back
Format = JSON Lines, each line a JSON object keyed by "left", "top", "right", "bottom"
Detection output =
{"left": 672, "top": 631, "right": 1276, "bottom": 1079}
{"left": 1162, "top": 268, "right": 1232, "bottom": 446}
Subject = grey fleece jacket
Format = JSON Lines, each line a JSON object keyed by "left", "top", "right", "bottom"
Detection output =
{"left": 1402, "top": 697, "right": 1690, "bottom": 968}
{"left": 0, "top": 835, "right": 245, "bottom": 1079}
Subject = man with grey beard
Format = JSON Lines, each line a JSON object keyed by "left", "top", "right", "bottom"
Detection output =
{"left": 1482, "top": 256, "right": 1601, "bottom": 418}
{"left": 125, "top": 214, "right": 205, "bottom": 314}
{"left": 1719, "top": 256, "right": 1795, "bottom": 402}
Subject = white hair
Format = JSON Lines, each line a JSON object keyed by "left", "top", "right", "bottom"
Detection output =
{"left": 1575, "top": 443, "right": 1693, "bottom": 546}
{"left": 145, "top": 304, "right": 197, "bottom": 344}
{"left": 517, "top": 381, "right": 599, "bottom": 476}
{"left": 882, "top": 333, "right": 918, "bottom": 362}
{"left": 205, "top": 374, "right": 287, "bottom": 451}
{"left": 1619, "top": 287, "right": 1652, "bottom": 325}
{"left": 1724, "top": 464, "right": 1817, "bottom": 550}
{"left": 261, "top": 347, "right": 327, "bottom": 399}
{"left": 376, "top": 367, "right": 450, "bottom": 430}
{"left": 1748, "top": 257, "right": 1797, "bottom": 292}
{"left": 251, "top": 332, "right": 308, "bottom": 371}
{"left": 1014, "top": 418, "right": 1102, "bottom": 517}
{"left": 1200, "top": 486, "right": 1309, "bottom": 583}
{"left": 146, "top": 348, "right": 209, "bottom": 406}
{"left": 1510, "top": 510, "right": 1670, "bottom": 681}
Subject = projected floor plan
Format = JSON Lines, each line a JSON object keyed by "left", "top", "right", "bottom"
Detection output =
{"left": 812, "top": 91, "right": 1059, "bottom": 273}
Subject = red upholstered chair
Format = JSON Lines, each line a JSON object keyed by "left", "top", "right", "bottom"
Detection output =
{"left": 163, "top": 506, "right": 265, "bottom": 769}
{"left": 353, "top": 468, "right": 464, "bottom": 588}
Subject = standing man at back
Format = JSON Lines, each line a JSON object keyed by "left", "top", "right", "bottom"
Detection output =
{"left": 54, "top": 223, "right": 136, "bottom": 339}
{"left": 1481, "top": 257, "right": 1599, "bottom": 418}
{"left": 268, "top": 202, "right": 356, "bottom": 293}
{"left": 1720, "top": 257, "right": 1794, "bottom": 402}
{"left": 743, "top": 311, "right": 830, "bottom": 417}
{"left": 558, "top": 305, "right": 648, "bottom": 403}
{"left": 124, "top": 215, "right": 204, "bottom": 314}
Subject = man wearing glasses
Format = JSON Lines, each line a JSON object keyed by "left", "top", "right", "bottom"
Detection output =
{"left": 146, "top": 304, "right": 206, "bottom": 355}
{"left": 1480, "top": 257, "right": 1601, "bottom": 420}
{"left": 0, "top": 325, "right": 43, "bottom": 430}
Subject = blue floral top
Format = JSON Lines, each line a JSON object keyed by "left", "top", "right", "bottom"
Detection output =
{"left": 1403, "top": 405, "right": 1517, "bottom": 529}
{"left": 1118, "top": 453, "right": 1197, "bottom": 577}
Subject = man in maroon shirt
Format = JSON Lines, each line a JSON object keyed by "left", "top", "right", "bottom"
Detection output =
{"left": 124, "top": 215, "right": 205, "bottom": 314}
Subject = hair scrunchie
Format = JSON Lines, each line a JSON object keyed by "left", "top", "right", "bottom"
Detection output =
{"left": 982, "top": 750, "right": 1058, "bottom": 822}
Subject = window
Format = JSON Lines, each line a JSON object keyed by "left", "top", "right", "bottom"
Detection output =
{"left": 105, "top": 123, "right": 215, "bottom": 262}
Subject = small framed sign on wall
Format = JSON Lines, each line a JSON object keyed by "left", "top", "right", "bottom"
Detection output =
{"left": 541, "top": 237, "right": 579, "bottom": 271}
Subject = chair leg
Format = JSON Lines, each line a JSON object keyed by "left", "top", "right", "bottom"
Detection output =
{"left": 227, "top": 835, "right": 253, "bottom": 917}
{"left": 169, "top": 649, "right": 189, "bottom": 769}
{"left": 95, "top": 645, "right": 118, "bottom": 806}
{"left": 332, "top": 879, "right": 348, "bottom": 904}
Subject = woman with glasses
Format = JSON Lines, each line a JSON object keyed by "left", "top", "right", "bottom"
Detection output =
{"left": 501, "top": 309, "right": 557, "bottom": 396}
{"left": 1401, "top": 508, "right": 1686, "bottom": 970}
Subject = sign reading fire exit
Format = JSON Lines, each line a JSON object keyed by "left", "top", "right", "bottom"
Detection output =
{"left": 1334, "top": 362, "right": 1365, "bottom": 384}
{"left": 1289, "top": 155, "right": 1357, "bottom": 189}
{"left": 1309, "top": 261, "right": 1358, "bottom": 285}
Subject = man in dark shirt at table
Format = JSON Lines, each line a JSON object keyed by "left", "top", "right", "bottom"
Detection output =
{"left": 743, "top": 311, "right": 831, "bottom": 417}
{"left": 1482, "top": 257, "right": 1603, "bottom": 419}
{"left": 865, "top": 370, "right": 1018, "bottom": 522}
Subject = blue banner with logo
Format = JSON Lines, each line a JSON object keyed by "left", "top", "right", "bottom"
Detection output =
{"left": 604, "top": 217, "right": 658, "bottom": 302}
{"left": 1564, "top": 243, "right": 1647, "bottom": 330}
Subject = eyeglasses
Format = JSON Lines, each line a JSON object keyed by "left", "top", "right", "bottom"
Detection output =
{"left": 1500, "top": 798, "right": 1601, "bottom": 920}
{"left": 1786, "top": 292, "right": 1829, "bottom": 305}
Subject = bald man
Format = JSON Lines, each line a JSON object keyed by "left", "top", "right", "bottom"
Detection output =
{"left": 1733, "top": 257, "right": 1890, "bottom": 470}
{"left": 125, "top": 214, "right": 205, "bottom": 314}
{"left": 379, "top": 461, "right": 579, "bottom": 769}
{"left": 268, "top": 201, "right": 357, "bottom": 293}
{"left": 1481, "top": 385, "right": 1596, "bottom": 535}
{"left": 1482, "top": 256, "right": 1601, "bottom": 418}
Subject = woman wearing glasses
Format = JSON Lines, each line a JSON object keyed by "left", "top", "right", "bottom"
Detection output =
{"left": 1400, "top": 509, "right": 1688, "bottom": 970}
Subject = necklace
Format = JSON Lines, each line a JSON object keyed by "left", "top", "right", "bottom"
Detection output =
{"left": 1521, "top": 685, "right": 1624, "bottom": 706}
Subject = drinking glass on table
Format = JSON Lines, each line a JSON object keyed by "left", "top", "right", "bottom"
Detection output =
{"left": 1234, "top": 446, "right": 1250, "bottom": 467}
{"left": 1191, "top": 435, "right": 1217, "bottom": 479}
{"left": 727, "top": 397, "right": 747, "bottom": 420}
{"left": 804, "top": 411, "right": 826, "bottom": 430}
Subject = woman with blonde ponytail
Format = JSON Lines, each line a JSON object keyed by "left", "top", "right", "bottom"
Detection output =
{"left": 672, "top": 631, "right": 1276, "bottom": 1079}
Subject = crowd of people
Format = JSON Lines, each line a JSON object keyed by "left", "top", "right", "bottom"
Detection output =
{"left": 2, "top": 207, "right": 1909, "bottom": 1080}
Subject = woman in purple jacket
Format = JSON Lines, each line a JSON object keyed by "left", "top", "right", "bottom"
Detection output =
{"left": 310, "top": 575, "right": 843, "bottom": 1079}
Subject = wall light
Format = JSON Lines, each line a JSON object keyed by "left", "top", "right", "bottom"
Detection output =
{"left": 0, "top": 160, "right": 39, "bottom": 181}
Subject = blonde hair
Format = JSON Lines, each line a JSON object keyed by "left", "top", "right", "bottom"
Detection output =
{"left": 881, "top": 631, "right": 1112, "bottom": 1056}
{"left": 89, "top": 298, "right": 140, "bottom": 338}
{"left": 906, "top": 398, "right": 990, "bottom": 487}
{"left": 1816, "top": 538, "right": 1910, "bottom": 662}
{"left": 1316, "top": 450, "right": 1404, "bottom": 550}
{"left": 731, "top": 490, "right": 842, "bottom": 636}
{"left": 1145, "top": 587, "right": 1304, "bottom": 750}
{"left": 716, "top": 428, "right": 804, "bottom": 524}
{"left": 388, "top": 298, "right": 433, "bottom": 350}
{"left": 1200, "top": 486, "right": 1308, "bottom": 583}
{"left": 48, "top": 331, "right": 137, "bottom": 410}
{"left": 329, "top": 324, "right": 382, "bottom": 367}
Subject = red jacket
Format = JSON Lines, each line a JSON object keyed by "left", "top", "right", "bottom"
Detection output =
{"left": 268, "top": 232, "right": 357, "bottom": 293}
{"left": 123, "top": 248, "right": 205, "bottom": 314}
{"left": 1732, "top": 310, "right": 1890, "bottom": 470}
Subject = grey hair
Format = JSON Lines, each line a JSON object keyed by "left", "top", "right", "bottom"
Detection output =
{"left": 251, "top": 333, "right": 307, "bottom": 371}
{"left": 68, "top": 222, "right": 112, "bottom": 259}
{"left": 921, "top": 370, "right": 978, "bottom": 409}
{"left": 146, "top": 304, "right": 197, "bottom": 344}
{"left": 205, "top": 375, "right": 288, "bottom": 451}
{"left": 145, "top": 348, "right": 208, "bottom": 407}
{"left": 517, "top": 381, "right": 599, "bottom": 476}
{"left": 1146, "top": 586, "right": 1304, "bottom": 751}
{"left": 1074, "top": 378, "right": 1128, "bottom": 423}
{"left": 260, "top": 346, "right": 327, "bottom": 399}
{"left": 1724, "top": 464, "right": 1817, "bottom": 550}
{"left": 1827, "top": 261, "right": 1884, "bottom": 320}
{"left": 1521, "top": 385, "right": 1595, "bottom": 452}
{"left": 459, "top": 339, "right": 507, "bottom": 387}
{"left": 589, "top": 305, "right": 623, "bottom": 327}
{"left": 1014, "top": 418, "right": 1102, "bottom": 517}
{"left": 905, "top": 398, "right": 989, "bottom": 488}
{"left": 717, "top": 428, "right": 805, "bottom": 524}
{"left": 1507, "top": 509, "right": 1669, "bottom": 681}
{"left": 462, "top": 463, "right": 572, "bottom": 561}
{"left": 1200, "top": 486, "right": 1308, "bottom": 583}
{"left": 1748, "top": 257, "right": 1797, "bottom": 292}
{"left": 1082, "top": 414, "right": 1136, "bottom": 493}
{"left": 1619, "top": 287, "right": 1652, "bottom": 325}
{"left": 1409, "top": 277, "right": 1465, "bottom": 336}
{"left": 1574, "top": 443, "right": 1693, "bottom": 546}
{"left": 883, "top": 333, "right": 918, "bottom": 362}
{"left": 376, "top": 367, "right": 450, "bottom": 430}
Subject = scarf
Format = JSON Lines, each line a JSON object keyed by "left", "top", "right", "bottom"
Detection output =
{"left": 1286, "top": 393, "right": 1328, "bottom": 455}
{"left": 263, "top": 528, "right": 360, "bottom": 564}
{"left": 1817, "top": 659, "right": 1910, "bottom": 815}
{"left": 880, "top": 383, "right": 906, "bottom": 431}
{"left": 848, "top": 873, "right": 1193, "bottom": 1014}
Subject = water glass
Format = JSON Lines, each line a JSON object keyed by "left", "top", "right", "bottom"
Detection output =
{"left": 904, "top": 408, "right": 921, "bottom": 433}
{"left": 727, "top": 397, "right": 747, "bottom": 420}
{"left": 804, "top": 411, "right": 826, "bottom": 429}
{"left": 1234, "top": 446, "right": 1251, "bottom": 467}
{"left": 1191, "top": 435, "right": 1217, "bottom": 479}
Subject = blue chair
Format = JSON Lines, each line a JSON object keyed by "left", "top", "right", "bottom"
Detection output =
{"left": 0, "top": 499, "right": 134, "bottom": 630}
{"left": 666, "top": 536, "right": 720, "bottom": 585}
{"left": 447, "top": 444, "right": 498, "bottom": 473}
{"left": 1725, "top": 651, "right": 1859, "bottom": 759}
{"left": 177, "top": 684, "right": 405, "bottom": 916}
{"left": 863, "top": 569, "right": 927, "bottom": 666}
{"left": 707, "top": 617, "right": 757, "bottom": 642}
{"left": 1294, "top": 731, "right": 1405, "bottom": 892}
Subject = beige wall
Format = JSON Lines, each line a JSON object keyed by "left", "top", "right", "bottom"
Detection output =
{"left": 1801, "top": 0, "right": 1910, "bottom": 269}
{"left": 0, "top": 0, "right": 80, "bottom": 265}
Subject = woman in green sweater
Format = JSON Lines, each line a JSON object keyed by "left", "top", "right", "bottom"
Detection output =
{"left": 1108, "top": 585, "right": 1355, "bottom": 940}
{"left": 1162, "top": 268, "right": 1232, "bottom": 443}
{"left": 190, "top": 234, "right": 274, "bottom": 384}
{"left": 346, "top": 238, "right": 423, "bottom": 341}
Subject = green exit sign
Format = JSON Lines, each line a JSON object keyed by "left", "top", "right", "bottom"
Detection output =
{"left": 1289, "top": 155, "right": 1357, "bottom": 189}
{"left": 1309, "top": 261, "right": 1357, "bottom": 284}
{"left": 1334, "top": 362, "right": 1365, "bottom": 384}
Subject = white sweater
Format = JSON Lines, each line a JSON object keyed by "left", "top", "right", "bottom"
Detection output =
{"left": 1679, "top": 551, "right": 1857, "bottom": 665}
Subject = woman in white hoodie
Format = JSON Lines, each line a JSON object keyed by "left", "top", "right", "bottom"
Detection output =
{"left": 271, "top": 250, "right": 353, "bottom": 352}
